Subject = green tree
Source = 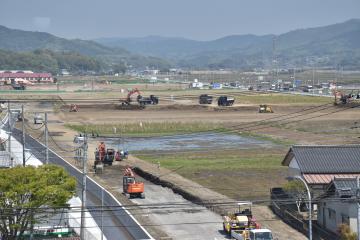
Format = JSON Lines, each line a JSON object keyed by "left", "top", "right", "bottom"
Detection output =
{"left": 339, "top": 224, "right": 357, "bottom": 240}
{"left": 283, "top": 180, "right": 307, "bottom": 213}
{"left": 0, "top": 165, "right": 76, "bottom": 240}
{"left": 112, "top": 62, "right": 127, "bottom": 74}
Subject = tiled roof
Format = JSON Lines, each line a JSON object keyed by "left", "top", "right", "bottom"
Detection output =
{"left": 333, "top": 178, "right": 359, "bottom": 198}
{"left": 303, "top": 174, "right": 360, "bottom": 184}
{"left": 283, "top": 145, "right": 360, "bottom": 174}
{"left": 0, "top": 72, "right": 52, "bottom": 78}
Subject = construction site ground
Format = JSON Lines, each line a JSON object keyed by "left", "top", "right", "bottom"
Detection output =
{"left": 4, "top": 84, "right": 360, "bottom": 240}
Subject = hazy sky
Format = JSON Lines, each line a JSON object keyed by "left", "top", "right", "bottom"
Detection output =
{"left": 1, "top": 0, "right": 360, "bottom": 40}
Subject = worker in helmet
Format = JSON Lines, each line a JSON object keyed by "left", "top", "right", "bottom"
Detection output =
{"left": 98, "top": 142, "right": 106, "bottom": 161}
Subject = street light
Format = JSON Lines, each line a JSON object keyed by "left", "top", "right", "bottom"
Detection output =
{"left": 287, "top": 176, "right": 312, "bottom": 240}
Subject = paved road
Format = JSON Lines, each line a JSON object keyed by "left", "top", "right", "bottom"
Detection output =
{"left": 11, "top": 127, "right": 152, "bottom": 240}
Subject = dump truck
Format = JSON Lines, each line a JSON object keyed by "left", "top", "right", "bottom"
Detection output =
{"left": 258, "top": 105, "right": 274, "bottom": 113}
{"left": 223, "top": 202, "right": 260, "bottom": 235}
{"left": 11, "top": 109, "right": 22, "bottom": 121}
{"left": 123, "top": 167, "right": 145, "bottom": 198}
{"left": 199, "top": 94, "right": 213, "bottom": 104}
{"left": 12, "top": 83, "right": 26, "bottom": 90}
{"left": 218, "top": 96, "right": 235, "bottom": 106}
{"left": 33, "top": 113, "right": 43, "bottom": 124}
{"left": 231, "top": 229, "right": 273, "bottom": 240}
{"left": 138, "top": 95, "right": 159, "bottom": 106}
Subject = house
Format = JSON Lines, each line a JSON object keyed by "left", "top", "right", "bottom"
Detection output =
{"left": 211, "top": 82, "right": 222, "bottom": 89}
{"left": 0, "top": 71, "right": 53, "bottom": 84}
{"left": 0, "top": 151, "right": 11, "bottom": 168}
{"left": 282, "top": 145, "right": 360, "bottom": 192}
{"left": 317, "top": 178, "right": 359, "bottom": 235}
{"left": 190, "top": 79, "right": 204, "bottom": 89}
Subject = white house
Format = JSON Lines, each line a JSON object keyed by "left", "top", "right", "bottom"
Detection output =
{"left": 317, "top": 178, "right": 359, "bottom": 235}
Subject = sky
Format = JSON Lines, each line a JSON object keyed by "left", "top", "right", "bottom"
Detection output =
{"left": 1, "top": 0, "right": 360, "bottom": 40}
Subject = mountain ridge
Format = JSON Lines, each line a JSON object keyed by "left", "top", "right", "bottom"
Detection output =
{"left": 95, "top": 19, "right": 360, "bottom": 69}
{"left": 0, "top": 25, "right": 171, "bottom": 69}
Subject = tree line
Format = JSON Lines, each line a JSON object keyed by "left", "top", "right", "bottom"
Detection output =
{"left": 0, "top": 49, "right": 108, "bottom": 74}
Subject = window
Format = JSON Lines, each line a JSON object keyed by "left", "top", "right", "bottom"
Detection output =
{"left": 328, "top": 209, "right": 336, "bottom": 220}
{"left": 342, "top": 214, "right": 349, "bottom": 225}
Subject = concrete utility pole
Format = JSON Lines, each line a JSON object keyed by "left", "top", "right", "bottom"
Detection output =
{"left": 80, "top": 134, "right": 88, "bottom": 240}
{"left": 21, "top": 105, "right": 25, "bottom": 167}
{"left": 7, "top": 101, "right": 12, "bottom": 167}
{"left": 101, "top": 188, "right": 104, "bottom": 240}
{"left": 44, "top": 112, "right": 49, "bottom": 164}
{"left": 357, "top": 177, "right": 360, "bottom": 240}
{"left": 288, "top": 176, "right": 312, "bottom": 240}
{"left": 297, "top": 177, "right": 312, "bottom": 240}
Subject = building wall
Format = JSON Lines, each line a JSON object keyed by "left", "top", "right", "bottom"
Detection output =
{"left": 318, "top": 199, "right": 357, "bottom": 234}
{"left": 288, "top": 157, "right": 301, "bottom": 176}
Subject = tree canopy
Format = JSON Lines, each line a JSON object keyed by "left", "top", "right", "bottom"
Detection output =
{"left": 0, "top": 49, "right": 104, "bottom": 74}
{"left": 0, "top": 165, "right": 76, "bottom": 240}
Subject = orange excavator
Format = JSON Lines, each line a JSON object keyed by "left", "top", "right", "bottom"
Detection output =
{"left": 123, "top": 167, "right": 145, "bottom": 199}
{"left": 69, "top": 104, "right": 78, "bottom": 112}
{"left": 120, "top": 88, "right": 158, "bottom": 108}
{"left": 332, "top": 89, "right": 351, "bottom": 105}
{"left": 125, "top": 88, "right": 141, "bottom": 105}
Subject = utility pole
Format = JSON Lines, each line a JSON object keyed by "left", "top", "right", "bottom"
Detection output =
{"left": 7, "top": 101, "right": 12, "bottom": 167}
{"left": 272, "top": 36, "right": 276, "bottom": 85}
{"left": 21, "top": 105, "right": 25, "bottom": 167}
{"left": 312, "top": 65, "right": 315, "bottom": 95}
{"left": 101, "top": 188, "right": 104, "bottom": 240}
{"left": 293, "top": 68, "right": 296, "bottom": 89}
{"left": 44, "top": 112, "right": 49, "bottom": 164}
{"left": 357, "top": 176, "right": 360, "bottom": 240}
{"left": 80, "top": 134, "right": 88, "bottom": 240}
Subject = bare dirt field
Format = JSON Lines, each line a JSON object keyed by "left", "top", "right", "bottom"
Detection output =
{"left": 7, "top": 84, "right": 360, "bottom": 240}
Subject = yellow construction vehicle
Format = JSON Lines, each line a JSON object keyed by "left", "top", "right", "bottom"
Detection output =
{"left": 222, "top": 202, "right": 260, "bottom": 235}
{"left": 258, "top": 104, "right": 273, "bottom": 113}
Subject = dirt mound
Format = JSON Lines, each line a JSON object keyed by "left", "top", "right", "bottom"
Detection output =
{"left": 116, "top": 104, "right": 145, "bottom": 110}
{"left": 60, "top": 103, "right": 118, "bottom": 111}
{"left": 149, "top": 104, "right": 213, "bottom": 111}
{"left": 214, "top": 105, "right": 258, "bottom": 112}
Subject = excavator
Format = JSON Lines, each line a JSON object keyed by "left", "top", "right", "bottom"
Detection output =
{"left": 94, "top": 142, "right": 114, "bottom": 166}
{"left": 69, "top": 104, "right": 78, "bottom": 112}
{"left": 332, "top": 89, "right": 353, "bottom": 105}
{"left": 119, "top": 88, "right": 159, "bottom": 109}
{"left": 123, "top": 167, "right": 145, "bottom": 199}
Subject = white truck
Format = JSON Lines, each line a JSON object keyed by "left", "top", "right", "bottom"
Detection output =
{"left": 231, "top": 228, "right": 273, "bottom": 240}
{"left": 33, "top": 113, "right": 43, "bottom": 124}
